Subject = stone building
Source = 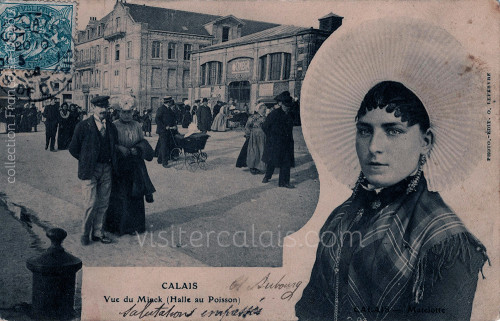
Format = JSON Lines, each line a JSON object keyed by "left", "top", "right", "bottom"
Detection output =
{"left": 189, "top": 13, "right": 343, "bottom": 112}
{"left": 73, "top": 1, "right": 278, "bottom": 114}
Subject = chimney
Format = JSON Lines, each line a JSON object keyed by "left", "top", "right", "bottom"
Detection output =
{"left": 318, "top": 13, "right": 343, "bottom": 33}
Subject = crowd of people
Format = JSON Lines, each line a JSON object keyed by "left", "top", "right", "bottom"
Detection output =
{"left": 153, "top": 92, "right": 297, "bottom": 189}
{"left": 1, "top": 103, "right": 40, "bottom": 133}
{"left": 41, "top": 98, "right": 87, "bottom": 151}
{"left": 1, "top": 91, "right": 298, "bottom": 246}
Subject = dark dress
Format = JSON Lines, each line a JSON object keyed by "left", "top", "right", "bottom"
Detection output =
{"left": 155, "top": 105, "right": 178, "bottom": 166}
{"left": 142, "top": 112, "right": 152, "bottom": 134}
{"left": 295, "top": 177, "right": 488, "bottom": 321}
{"left": 29, "top": 106, "right": 38, "bottom": 131}
{"left": 181, "top": 110, "right": 192, "bottom": 128}
{"left": 236, "top": 137, "right": 249, "bottom": 168}
{"left": 57, "top": 110, "right": 73, "bottom": 150}
{"left": 105, "top": 121, "right": 155, "bottom": 235}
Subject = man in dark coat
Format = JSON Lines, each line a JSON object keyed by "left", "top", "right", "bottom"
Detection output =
{"left": 42, "top": 98, "right": 59, "bottom": 151}
{"left": 261, "top": 91, "right": 295, "bottom": 188}
{"left": 155, "top": 96, "right": 178, "bottom": 168}
{"left": 69, "top": 95, "right": 117, "bottom": 246}
{"left": 29, "top": 103, "right": 38, "bottom": 132}
{"left": 142, "top": 109, "right": 152, "bottom": 137}
{"left": 196, "top": 98, "right": 212, "bottom": 133}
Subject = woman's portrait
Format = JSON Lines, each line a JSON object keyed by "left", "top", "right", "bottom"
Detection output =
{"left": 295, "top": 17, "right": 491, "bottom": 321}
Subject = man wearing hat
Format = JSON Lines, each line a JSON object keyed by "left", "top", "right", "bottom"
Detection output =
{"left": 261, "top": 91, "right": 295, "bottom": 188}
{"left": 69, "top": 95, "right": 118, "bottom": 245}
{"left": 155, "top": 96, "right": 178, "bottom": 168}
{"left": 42, "top": 97, "right": 59, "bottom": 151}
{"left": 196, "top": 98, "right": 212, "bottom": 133}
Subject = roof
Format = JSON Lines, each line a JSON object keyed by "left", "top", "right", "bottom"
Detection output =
{"left": 80, "top": 12, "right": 111, "bottom": 34}
{"left": 122, "top": 3, "right": 278, "bottom": 37}
{"left": 320, "top": 12, "right": 343, "bottom": 19}
{"left": 205, "top": 15, "right": 245, "bottom": 27}
{"left": 196, "top": 25, "right": 320, "bottom": 51}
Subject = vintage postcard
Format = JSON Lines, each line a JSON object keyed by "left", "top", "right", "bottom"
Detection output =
{"left": 0, "top": 0, "right": 498, "bottom": 320}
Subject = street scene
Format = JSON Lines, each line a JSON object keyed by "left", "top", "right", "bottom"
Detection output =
{"left": 1, "top": 124, "right": 319, "bottom": 267}
{"left": 0, "top": 123, "right": 319, "bottom": 319}
{"left": 0, "top": 1, "right": 334, "bottom": 319}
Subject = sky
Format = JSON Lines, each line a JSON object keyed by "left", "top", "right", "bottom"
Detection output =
{"left": 76, "top": 0, "right": 497, "bottom": 66}
{"left": 76, "top": 0, "right": 347, "bottom": 30}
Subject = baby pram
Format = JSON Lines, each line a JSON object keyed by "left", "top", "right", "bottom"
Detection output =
{"left": 170, "top": 133, "right": 210, "bottom": 171}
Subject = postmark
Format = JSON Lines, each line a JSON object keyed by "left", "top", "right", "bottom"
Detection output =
{"left": 0, "top": 67, "right": 72, "bottom": 102}
{"left": 0, "top": 1, "right": 75, "bottom": 72}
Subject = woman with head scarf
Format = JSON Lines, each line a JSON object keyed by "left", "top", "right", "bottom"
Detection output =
{"left": 245, "top": 103, "right": 267, "bottom": 174}
{"left": 104, "top": 95, "right": 156, "bottom": 236}
{"left": 295, "top": 19, "right": 489, "bottom": 321}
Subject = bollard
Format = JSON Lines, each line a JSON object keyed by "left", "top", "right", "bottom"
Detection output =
{"left": 26, "top": 228, "right": 82, "bottom": 320}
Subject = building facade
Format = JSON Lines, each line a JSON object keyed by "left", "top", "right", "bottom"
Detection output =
{"left": 73, "top": 1, "right": 278, "bottom": 115}
{"left": 189, "top": 13, "right": 343, "bottom": 112}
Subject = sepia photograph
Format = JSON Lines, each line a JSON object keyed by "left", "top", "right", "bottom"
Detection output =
{"left": 0, "top": 0, "right": 498, "bottom": 320}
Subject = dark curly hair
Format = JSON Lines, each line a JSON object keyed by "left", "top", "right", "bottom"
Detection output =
{"left": 356, "top": 81, "right": 430, "bottom": 132}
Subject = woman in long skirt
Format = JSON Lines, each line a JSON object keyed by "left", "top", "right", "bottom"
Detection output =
{"left": 211, "top": 104, "right": 227, "bottom": 132}
{"left": 57, "top": 103, "right": 73, "bottom": 149}
{"left": 245, "top": 103, "right": 267, "bottom": 174}
{"left": 105, "top": 96, "right": 156, "bottom": 236}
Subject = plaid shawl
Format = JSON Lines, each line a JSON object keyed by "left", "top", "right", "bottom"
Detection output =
{"left": 302, "top": 178, "right": 486, "bottom": 321}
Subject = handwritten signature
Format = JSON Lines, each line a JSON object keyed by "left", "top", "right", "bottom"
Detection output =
{"left": 230, "top": 272, "right": 303, "bottom": 301}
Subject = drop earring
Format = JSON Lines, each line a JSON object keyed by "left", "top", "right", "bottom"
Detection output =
{"left": 407, "top": 154, "right": 426, "bottom": 194}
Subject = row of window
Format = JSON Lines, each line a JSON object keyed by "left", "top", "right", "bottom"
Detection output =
{"left": 151, "top": 41, "right": 192, "bottom": 60}
{"left": 73, "top": 68, "right": 190, "bottom": 90}
{"left": 75, "top": 42, "right": 131, "bottom": 64}
{"left": 76, "top": 41, "right": 194, "bottom": 64}
{"left": 198, "top": 52, "right": 292, "bottom": 85}
{"left": 151, "top": 68, "right": 191, "bottom": 88}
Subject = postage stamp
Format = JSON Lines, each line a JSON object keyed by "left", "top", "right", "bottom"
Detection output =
{"left": 0, "top": 1, "right": 75, "bottom": 72}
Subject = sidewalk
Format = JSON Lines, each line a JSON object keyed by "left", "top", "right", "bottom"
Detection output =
{"left": 0, "top": 198, "right": 77, "bottom": 321}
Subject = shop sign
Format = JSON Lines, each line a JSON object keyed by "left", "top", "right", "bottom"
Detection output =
{"left": 227, "top": 58, "right": 253, "bottom": 80}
